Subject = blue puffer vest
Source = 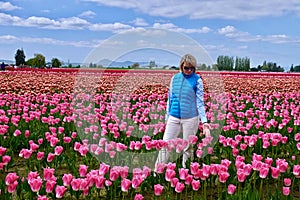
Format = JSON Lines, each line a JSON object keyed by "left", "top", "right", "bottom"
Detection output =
{"left": 169, "top": 72, "right": 200, "bottom": 119}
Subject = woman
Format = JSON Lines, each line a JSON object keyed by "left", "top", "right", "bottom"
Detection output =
{"left": 155, "top": 54, "right": 210, "bottom": 168}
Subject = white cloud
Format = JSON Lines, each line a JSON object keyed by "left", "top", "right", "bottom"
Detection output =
{"left": 130, "top": 18, "right": 148, "bottom": 26}
{"left": 59, "top": 17, "right": 90, "bottom": 29}
{"left": 217, "top": 25, "right": 300, "bottom": 45}
{"left": 0, "top": 13, "right": 132, "bottom": 32}
{"left": 81, "top": 0, "right": 138, "bottom": 9}
{"left": 0, "top": 2, "right": 21, "bottom": 11}
{"left": 0, "top": 34, "right": 101, "bottom": 47}
{"left": 79, "top": 10, "right": 97, "bottom": 18}
{"left": 217, "top": 26, "right": 249, "bottom": 38}
{"left": 153, "top": 23, "right": 211, "bottom": 34}
{"left": 82, "top": 0, "right": 300, "bottom": 20}
{"left": 89, "top": 22, "right": 133, "bottom": 32}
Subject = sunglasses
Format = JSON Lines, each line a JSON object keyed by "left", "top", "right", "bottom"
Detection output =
{"left": 183, "top": 66, "right": 195, "bottom": 71}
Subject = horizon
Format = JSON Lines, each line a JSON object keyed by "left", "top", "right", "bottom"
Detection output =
{"left": 1, "top": 1, "right": 300, "bottom": 71}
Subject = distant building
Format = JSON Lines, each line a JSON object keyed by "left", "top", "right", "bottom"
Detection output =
{"left": 169, "top": 66, "right": 179, "bottom": 70}
{"left": 149, "top": 60, "right": 156, "bottom": 69}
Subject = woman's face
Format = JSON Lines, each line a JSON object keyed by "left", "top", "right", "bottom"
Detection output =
{"left": 182, "top": 62, "right": 195, "bottom": 75}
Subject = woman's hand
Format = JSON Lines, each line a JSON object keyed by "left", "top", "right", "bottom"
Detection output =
{"left": 203, "top": 123, "right": 211, "bottom": 137}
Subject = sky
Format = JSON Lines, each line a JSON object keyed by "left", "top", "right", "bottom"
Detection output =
{"left": 0, "top": 0, "right": 300, "bottom": 69}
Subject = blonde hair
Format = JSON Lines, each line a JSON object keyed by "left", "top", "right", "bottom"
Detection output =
{"left": 179, "top": 54, "right": 197, "bottom": 71}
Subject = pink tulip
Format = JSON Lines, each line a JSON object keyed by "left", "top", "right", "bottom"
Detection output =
{"left": 284, "top": 178, "right": 291, "bottom": 186}
{"left": 259, "top": 167, "right": 269, "bottom": 179}
{"left": 292, "top": 165, "right": 300, "bottom": 177}
{"left": 276, "top": 159, "right": 288, "bottom": 173}
{"left": 38, "top": 138, "right": 44, "bottom": 145}
{"left": 232, "top": 148, "right": 239, "bottom": 156}
{"left": 154, "top": 184, "right": 164, "bottom": 196}
{"left": 13, "top": 129, "right": 21, "bottom": 137}
{"left": 29, "top": 141, "right": 39, "bottom": 151}
{"left": 189, "top": 135, "right": 198, "bottom": 144}
{"left": 271, "top": 167, "right": 280, "bottom": 179}
{"left": 58, "top": 127, "right": 64, "bottom": 134}
{"left": 27, "top": 171, "right": 39, "bottom": 180}
{"left": 134, "top": 194, "right": 144, "bottom": 200}
{"left": 71, "top": 178, "right": 81, "bottom": 191}
{"left": 37, "top": 152, "right": 45, "bottom": 160}
{"left": 71, "top": 132, "right": 77, "bottom": 138}
{"left": 55, "top": 185, "right": 67, "bottom": 198}
{"left": 178, "top": 168, "right": 189, "bottom": 180}
{"left": 237, "top": 169, "right": 247, "bottom": 182}
{"left": 191, "top": 179, "right": 200, "bottom": 191}
{"left": 196, "top": 149, "right": 203, "bottom": 158}
{"left": 227, "top": 184, "right": 237, "bottom": 195}
{"left": 54, "top": 146, "right": 63, "bottom": 155}
{"left": 132, "top": 175, "right": 143, "bottom": 189}
{"left": 105, "top": 180, "right": 112, "bottom": 187}
{"left": 175, "top": 182, "right": 185, "bottom": 193}
{"left": 7, "top": 181, "right": 18, "bottom": 193}
{"left": 19, "top": 148, "right": 33, "bottom": 159}
{"left": 155, "top": 162, "right": 166, "bottom": 174}
{"left": 185, "top": 175, "right": 193, "bottom": 185}
{"left": 5, "top": 172, "right": 19, "bottom": 185}
{"left": 297, "top": 143, "right": 300, "bottom": 150}
{"left": 63, "top": 136, "right": 72, "bottom": 143}
{"left": 0, "top": 146, "right": 7, "bottom": 156}
{"left": 50, "top": 136, "right": 59, "bottom": 147}
{"left": 25, "top": 130, "right": 30, "bottom": 138}
{"left": 264, "top": 157, "right": 273, "bottom": 166}
{"left": 2, "top": 155, "right": 11, "bottom": 165}
{"left": 99, "top": 163, "right": 110, "bottom": 176}
{"left": 119, "top": 166, "right": 129, "bottom": 179}
{"left": 165, "top": 169, "right": 176, "bottom": 182}
{"left": 43, "top": 167, "right": 55, "bottom": 181}
{"left": 37, "top": 195, "right": 49, "bottom": 200}
{"left": 121, "top": 178, "right": 131, "bottom": 192}
{"left": 46, "top": 180, "right": 56, "bottom": 193}
{"left": 95, "top": 176, "right": 105, "bottom": 189}
{"left": 28, "top": 177, "right": 43, "bottom": 193}
{"left": 142, "top": 166, "right": 151, "bottom": 179}
{"left": 218, "top": 172, "right": 230, "bottom": 183}
{"left": 62, "top": 174, "right": 73, "bottom": 186}
{"left": 79, "top": 165, "right": 88, "bottom": 177}
{"left": 47, "top": 153, "right": 55, "bottom": 162}
{"left": 109, "top": 168, "right": 119, "bottom": 181}
{"left": 170, "top": 177, "right": 179, "bottom": 187}
{"left": 202, "top": 164, "right": 211, "bottom": 178}
{"left": 282, "top": 187, "right": 290, "bottom": 196}
{"left": 190, "top": 162, "right": 200, "bottom": 175}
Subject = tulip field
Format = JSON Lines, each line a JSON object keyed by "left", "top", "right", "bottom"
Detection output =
{"left": 0, "top": 68, "right": 299, "bottom": 200}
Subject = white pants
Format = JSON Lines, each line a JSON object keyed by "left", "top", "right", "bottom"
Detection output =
{"left": 155, "top": 116, "right": 199, "bottom": 168}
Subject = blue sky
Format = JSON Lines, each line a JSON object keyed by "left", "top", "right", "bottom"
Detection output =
{"left": 0, "top": 0, "right": 300, "bottom": 69}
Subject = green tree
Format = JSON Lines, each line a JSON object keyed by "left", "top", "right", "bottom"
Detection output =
{"left": 132, "top": 62, "right": 139, "bottom": 69}
{"left": 198, "top": 63, "right": 207, "bottom": 71}
{"left": 262, "top": 60, "right": 268, "bottom": 71}
{"left": 35, "top": 54, "right": 45, "bottom": 68}
{"left": 290, "top": 64, "right": 294, "bottom": 72}
{"left": 15, "top": 49, "right": 26, "bottom": 66}
{"left": 217, "top": 55, "right": 234, "bottom": 71}
{"left": 294, "top": 65, "right": 300, "bottom": 72}
{"left": 51, "top": 58, "right": 62, "bottom": 68}
{"left": 234, "top": 56, "right": 250, "bottom": 71}
{"left": 26, "top": 58, "right": 35, "bottom": 67}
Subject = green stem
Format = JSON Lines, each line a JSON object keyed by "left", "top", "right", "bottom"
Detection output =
{"left": 204, "top": 180, "right": 207, "bottom": 199}
{"left": 260, "top": 179, "right": 263, "bottom": 199}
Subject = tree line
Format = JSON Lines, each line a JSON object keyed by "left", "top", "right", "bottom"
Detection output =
{"left": 12, "top": 49, "right": 300, "bottom": 72}
{"left": 214, "top": 55, "right": 287, "bottom": 72}
{"left": 14, "top": 49, "right": 69, "bottom": 68}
